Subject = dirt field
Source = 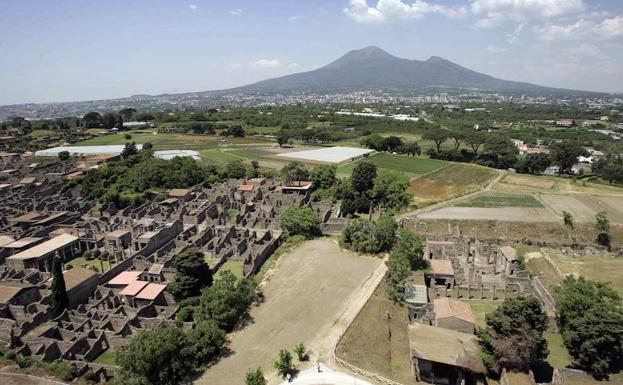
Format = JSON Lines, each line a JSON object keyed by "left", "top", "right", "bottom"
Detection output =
{"left": 503, "top": 174, "right": 555, "bottom": 190}
{"left": 196, "top": 239, "right": 384, "bottom": 385}
{"left": 418, "top": 206, "right": 558, "bottom": 222}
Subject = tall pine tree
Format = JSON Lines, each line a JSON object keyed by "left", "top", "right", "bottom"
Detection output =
{"left": 50, "top": 256, "right": 68, "bottom": 315}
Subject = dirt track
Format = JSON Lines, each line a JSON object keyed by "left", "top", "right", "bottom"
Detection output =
{"left": 195, "top": 239, "right": 385, "bottom": 385}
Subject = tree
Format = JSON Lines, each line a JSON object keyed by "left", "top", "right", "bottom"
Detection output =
{"left": 294, "top": 342, "right": 308, "bottom": 361}
{"left": 226, "top": 159, "right": 247, "bottom": 178}
{"left": 397, "top": 141, "right": 421, "bottom": 157}
{"left": 465, "top": 131, "right": 487, "bottom": 156}
{"left": 351, "top": 161, "right": 377, "bottom": 193}
{"left": 197, "top": 271, "right": 256, "bottom": 331}
{"left": 281, "top": 161, "right": 309, "bottom": 186}
{"left": 103, "top": 112, "right": 118, "bottom": 129}
{"left": 82, "top": 111, "right": 103, "bottom": 128}
{"left": 245, "top": 368, "right": 267, "bottom": 385}
{"left": 554, "top": 277, "right": 623, "bottom": 376}
{"left": 477, "top": 297, "right": 549, "bottom": 373}
{"left": 280, "top": 206, "right": 321, "bottom": 238}
{"left": 449, "top": 130, "right": 466, "bottom": 150}
{"left": 562, "top": 211, "right": 574, "bottom": 229}
{"left": 121, "top": 142, "right": 138, "bottom": 158}
{"left": 168, "top": 248, "right": 213, "bottom": 300}
{"left": 383, "top": 136, "right": 403, "bottom": 152}
{"left": 595, "top": 211, "right": 610, "bottom": 247}
{"left": 391, "top": 230, "right": 426, "bottom": 270}
{"left": 479, "top": 136, "right": 519, "bottom": 169}
{"left": 188, "top": 321, "right": 226, "bottom": 364}
{"left": 516, "top": 153, "right": 551, "bottom": 174}
{"left": 58, "top": 151, "right": 70, "bottom": 161}
{"left": 116, "top": 327, "right": 196, "bottom": 385}
{"left": 371, "top": 171, "right": 411, "bottom": 212}
{"left": 273, "top": 349, "right": 294, "bottom": 378}
{"left": 422, "top": 130, "right": 448, "bottom": 153}
{"left": 340, "top": 215, "right": 396, "bottom": 254}
{"left": 386, "top": 230, "right": 425, "bottom": 301}
{"left": 50, "top": 256, "right": 68, "bottom": 316}
{"left": 310, "top": 164, "right": 337, "bottom": 190}
{"left": 550, "top": 141, "right": 588, "bottom": 174}
{"left": 226, "top": 125, "right": 245, "bottom": 137}
{"left": 142, "top": 142, "right": 153, "bottom": 150}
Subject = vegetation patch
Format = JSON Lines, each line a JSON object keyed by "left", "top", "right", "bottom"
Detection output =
{"left": 338, "top": 153, "right": 446, "bottom": 178}
{"left": 407, "top": 163, "right": 498, "bottom": 206}
{"left": 457, "top": 194, "right": 543, "bottom": 208}
{"left": 336, "top": 279, "right": 418, "bottom": 385}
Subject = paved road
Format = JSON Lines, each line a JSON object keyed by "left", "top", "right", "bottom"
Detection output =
{"left": 280, "top": 363, "right": 374, "bottom": 385}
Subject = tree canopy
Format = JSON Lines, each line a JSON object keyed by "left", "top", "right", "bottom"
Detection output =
{"left": 477, "top": 296, "right": 549, "bottom": 373}
{"left": 280, "top": 206, "right": 321, "bottom": 238}
{"left": 168, "top": 248, "right": 213, "bottom": 301}
{"left": 50, "top": 256, "right": 68, "bottom": 316}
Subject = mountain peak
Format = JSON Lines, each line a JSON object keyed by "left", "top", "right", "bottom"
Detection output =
{"left": 426, "top": 56, "right": 448, "bottom": 63}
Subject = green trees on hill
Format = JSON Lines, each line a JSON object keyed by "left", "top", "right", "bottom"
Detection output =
{"left": 477, "top": 297, "right": 549, "bottom": 373}
{"left": 554, "top": 276, "right": 623, "bottom": 376}
{"left": 81, "top": 149, "right": 222, "bottom": 208}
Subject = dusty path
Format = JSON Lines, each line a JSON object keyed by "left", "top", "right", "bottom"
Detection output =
{"left": 279, "top": 363, "right": 375, "bottom": 385}
{"left": 195, "top": 239, "right": 385, "bottom": 385}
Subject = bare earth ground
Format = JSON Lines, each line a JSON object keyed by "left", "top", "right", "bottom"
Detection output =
{"left": 196, "top": 239, "right": 385, "bottom": 385}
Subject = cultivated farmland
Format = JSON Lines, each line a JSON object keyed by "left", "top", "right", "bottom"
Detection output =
{"left": 338, "top": 153, "right": 447, "bottom": 178}
{"left": 407, "top": 163, "right": 498, "bottom": 207}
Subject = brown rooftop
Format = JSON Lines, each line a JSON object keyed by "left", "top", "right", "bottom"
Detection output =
{"left": 135, "top": 283, "right": 166, "bottom": 300}
{"left": 408, "top": 323, "right": 485, "bottom": 373}
{"left": 0, "top": 235, "right": 15, "bottom": 247}
{"left": 119, "top": 280, "right": 149, "bottom": 296}
{"left": 0, "top": 284, "right": 31, "bottom": 305}
{"left": 7, "top": 234, "right": 78, "bottom": 261}
{"left": 499, "top": 246, "right": 518, "bottom": 262}
{"left": 429, "top": 259, "right": 454, "bottom": 276}
{"left": 3, "top": 237, "right": 42, "bottom": 249}
{"left": 434, "top": 298, "right": 476, "bottom": 324}
{"left": 168, "top": 188, "right": 191, "bottom": 197}
{"left": 63, "top": 267, "right": 98, "bottom": 291}
{"left": 238, "top": 184, "right": 256, "bottom": 192}
{"left": 108, "top": 271, "right": 142, "bottom": 286}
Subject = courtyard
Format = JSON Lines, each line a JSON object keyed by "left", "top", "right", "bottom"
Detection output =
{"left": 196, "top": 239, "right": 385, "bottom": 385}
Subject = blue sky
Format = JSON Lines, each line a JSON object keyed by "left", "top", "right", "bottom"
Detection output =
{"left": 1, "top": 0, "right": 622, "bottom": 105}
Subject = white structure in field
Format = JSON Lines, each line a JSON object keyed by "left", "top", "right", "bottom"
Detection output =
{"left": 277, "top": 146, "right": 374, "bottom": 164}
{"left": 154, "top": 150, "right": 200, "bottom": 160}
{"left": 35, "top": 145, "right": 144, "bottom": 156}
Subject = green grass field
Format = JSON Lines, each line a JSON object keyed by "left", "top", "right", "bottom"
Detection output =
{"left": 545, "top": 332, "right": 573, "bottom": 369}
{"left": 217, "top": 260, "right": 244, "bottom": 279}
{"left": 92, "top": 349, "right": 116, "bottom": 365}
{"left": 199, "top": 149, "right": 246, "bottom": 164}
{"left": 338, "top": 153, "right": 447, "bottom": 178}
{"left": 67, "top": 256, "right": 110, "bottom": 273}
{"left": 463, "top": 300, "right": 503, "bottom": 328}
{"left": 457, "top": 194, "right": 543, "bottom": 208}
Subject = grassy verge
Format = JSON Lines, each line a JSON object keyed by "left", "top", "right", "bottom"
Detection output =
{"left": 67, "top": 256, "right": 110, "bottom": 273}
{"left": 336, "top": 278, "right": 417, "bottom": 385}
{"left": 545, "top": 332, "right": 573, "bottom": 369}
{"left": 338, "top": 153, "right": 447, "bottom": 178}
{"left": 92, "top": 349, "right": 117, "bottom": 366}
{"left": 217, "top": 260, "right": 244, "bottom": 280}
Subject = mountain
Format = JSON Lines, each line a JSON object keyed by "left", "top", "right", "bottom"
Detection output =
{"left": 234, "top": 46, "right": 575, "bottom": 95}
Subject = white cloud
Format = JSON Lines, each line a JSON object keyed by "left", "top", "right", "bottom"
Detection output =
{"left": 536, "top": 16, "right": 623, "bottom": 42}
{"left": 250, "top": 59, "right": 283, "bottom": 69}
{"left": 228, "top": 63, "right": 242, "bottom": 70}
{"left": 344, "top": 0, "right": 467, "bottom": 24}
{"left": 486, "top": 45, "right": 508, "bottom": 53}
{"left": 507, "top": 23, "right": 524, "bottom": 45}
{"left": 470, "top": 0, "right": 585, "bottom": 28}
{"left": 229, "top": 8, "right": 242, "bottom": 16}
{"left": 288, "top": 16, "right": 299, "bottom": 23}
{"left": 189, "top": 4, "right": 197, "bottom": 11}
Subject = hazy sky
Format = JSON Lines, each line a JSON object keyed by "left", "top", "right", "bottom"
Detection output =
{"left": 1, "top": 0, "right": 622, "bottom": 105}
